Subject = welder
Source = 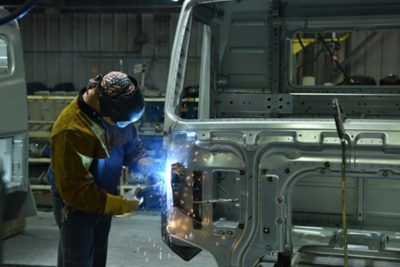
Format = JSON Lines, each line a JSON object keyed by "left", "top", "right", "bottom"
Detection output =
{"left": 47, "top": 71, "right": 153, "bottom": 267}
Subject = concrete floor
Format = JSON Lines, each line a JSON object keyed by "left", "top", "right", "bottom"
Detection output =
{"left": 2, "top": 211, "right": 218, "bottom": 267}
{"left": 6, "top": 212, "right": 399, "bottom": 267}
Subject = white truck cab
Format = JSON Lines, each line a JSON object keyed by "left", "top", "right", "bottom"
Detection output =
{"left": 0, "top": 6, "right": 36, "bottom": 232}
{"left": 161, "top": 0, "right": 400, "bottom": 266}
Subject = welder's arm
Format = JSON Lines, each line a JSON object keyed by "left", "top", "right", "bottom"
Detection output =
{"left": 124, "top": 125, "right": 147, "bottom": 164}
{"left": 123, "top": 127, "right": 160, "bottom": 174}
{"left": 51, "top": 130, "right": 138, "bottom": 215}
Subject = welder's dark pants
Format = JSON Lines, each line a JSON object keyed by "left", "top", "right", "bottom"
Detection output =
{"left": 52, "top": 192, "right": 112, "bottom": 267}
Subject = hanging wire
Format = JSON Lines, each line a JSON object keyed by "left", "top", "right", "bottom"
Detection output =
{"left": 318, "top": 33, "right": 353, "bottom": 84}
{"left": 0, "top": 0, "right": 38, "bottom": 25}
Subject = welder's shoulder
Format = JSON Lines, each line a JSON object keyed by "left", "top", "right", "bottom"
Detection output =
{"left": 52, "top": 116, "right": 92, "bottom": 137}
{"left": 50, "top": 100, "right": 97, "bottom": 145}
{"left": 52, "top": 121, "right": 95, "bottom": 143}
{"left": 50, "top": 123, "right": 103, "bottom": 157}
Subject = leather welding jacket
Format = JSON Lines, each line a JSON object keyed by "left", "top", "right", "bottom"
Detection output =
{"left": 49, "top": 90, "right": 145, "bottom": 214}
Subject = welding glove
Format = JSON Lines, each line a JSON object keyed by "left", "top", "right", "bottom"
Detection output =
{"left": 104, "top": 193, "right": 140, "bottom": 215}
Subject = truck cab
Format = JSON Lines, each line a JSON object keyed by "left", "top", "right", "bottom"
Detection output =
{"left": 162, "top": 0, "right": 400, "bottom": 266}
{"left": 0, "top": 7, "right": 36, "bottom": 238}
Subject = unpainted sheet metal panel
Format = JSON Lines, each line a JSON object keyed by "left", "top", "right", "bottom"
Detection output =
{"left": 0, "top": 9, "right": 37, "bottom": 219}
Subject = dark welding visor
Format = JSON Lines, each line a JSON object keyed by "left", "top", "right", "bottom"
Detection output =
{"left": 98, "top": 76, "right": 145, "bottom": 127}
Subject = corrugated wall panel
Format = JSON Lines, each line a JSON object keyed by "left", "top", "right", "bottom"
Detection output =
{"left": 72, "top": 14, "right": 87, "bottom": 87}
{"left": 142, "top": 14, "right": 154, "bottom": 57}
{"left": 99, "top": 14, "right": 115, "bottom": 73}
{"left": 46, "top": 14, "right": 60, "bottom": 87}
{"left": 32, "top": 14, "right": 47, "bottom": 85}
{"left": 381, "top": 32, "right": 399, "bottom": 78}
{"left": 350, "top": 31, "right": 400, "bottom": 84}
{"left": 349, "top": 32, "right": 366, "bottom": 78}
{"left": 87, "top": 14, "right": 100, "bottom": 52}
{"left": 126, "top": 14, "right": 139, "bottom": 53}
{"left": 60, "top": 14, "right": 74, "bottom": 84}
{"left": 19, "top": 12, "right": 186, "bottom": 92}
{"left": 114, "top": 14, "right": 128, "bottom": 53}
{"left": 365, "top": 33, "right": 382, "bottom": 83}
{"left": 312, "top": 31, "right": 400, "bottom": 85}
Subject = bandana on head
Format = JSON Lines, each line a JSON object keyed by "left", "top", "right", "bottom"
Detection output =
{"left": 87, "top": 71, "right": 136, "bottom": 100}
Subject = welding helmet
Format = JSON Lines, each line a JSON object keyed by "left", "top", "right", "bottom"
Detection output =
{"left": 96, "top": 71, "right": 145, "bottom": 128}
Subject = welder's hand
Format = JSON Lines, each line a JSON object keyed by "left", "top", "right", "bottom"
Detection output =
{"left": 104, "top": 193, "right": 140, "bottom": 215}
{"left": 121, "top": 198, "right": 140, "bottom": 213}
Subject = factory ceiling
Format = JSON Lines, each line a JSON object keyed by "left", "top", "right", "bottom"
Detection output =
{"left": 2, "top": 0, "right": 183, "bottom": 13}
{"left": 6, "top": 0, "right": 400, "bottom": 15}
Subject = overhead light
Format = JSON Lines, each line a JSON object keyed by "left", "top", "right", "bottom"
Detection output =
{"left": 172, "top": 0, "right": 179, "bottom": 2}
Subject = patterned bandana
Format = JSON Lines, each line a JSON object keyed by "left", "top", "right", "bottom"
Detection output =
{"left": 87, "top": 71, "right": 136, "bottom": 100}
